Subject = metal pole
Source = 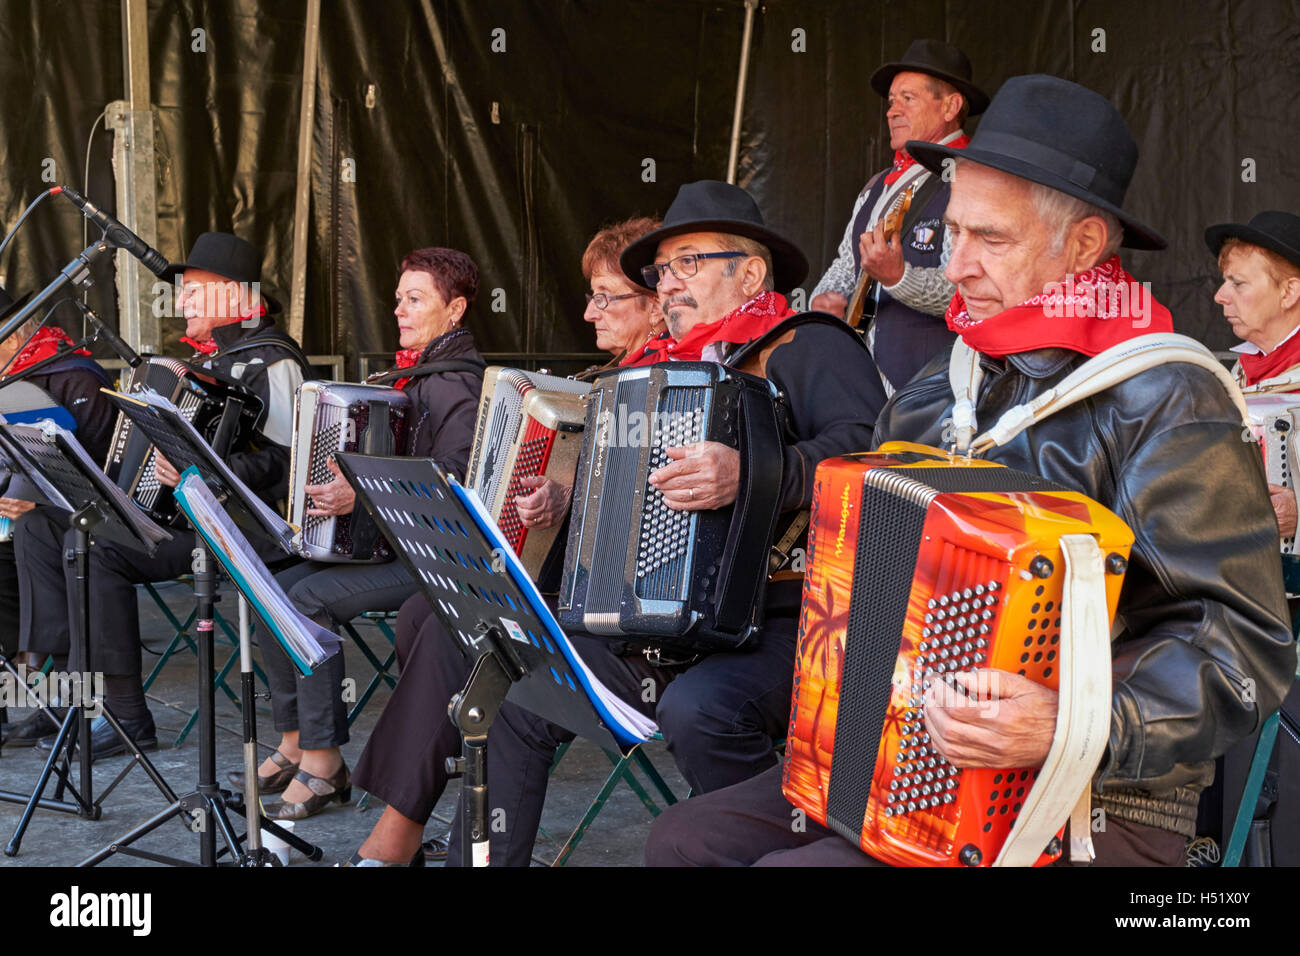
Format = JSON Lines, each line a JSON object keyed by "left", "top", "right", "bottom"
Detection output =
{"left": 238, "top": 596, "right": 263, "bottom": 856}
{"left": 725, "top": 0, "right": 760, "bottom": 185}
{"left": 114, "top": 0, "right": 161, "bottom": 351}
{"left": 288, "top": 0, "right": 322, "bottom": 346}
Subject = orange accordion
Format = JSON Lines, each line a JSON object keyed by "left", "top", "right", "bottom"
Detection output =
{"left": 783, "top": 443, "right": 1132, "bottom": 866}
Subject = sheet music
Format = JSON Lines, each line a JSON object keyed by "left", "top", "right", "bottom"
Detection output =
{"left": 107, "top": 387, "right": 297, "bottom": 551}
{"left": 174, "top": 470, "right": 339, "bottom": 674}
{"left": 451, "top": 476, "right": 657, "bottom": 743}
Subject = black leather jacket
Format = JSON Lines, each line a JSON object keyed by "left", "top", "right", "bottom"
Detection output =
{"left": 875, "top": 344, "right": 1297, "bottom": 835}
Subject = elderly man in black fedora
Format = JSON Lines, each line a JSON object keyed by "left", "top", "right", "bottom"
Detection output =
{"left": 337, "top": 180, "right": 888, "bottom": 866}
{"left": 810, "top": 38, "right": 988, "bottom": 393}
{"left": 0, "top": 284, "right": 117, "bottom": 742}
{"left": 13, "top": 232, "right": 311, "bottom": 758}
{"left": 1207, "top": 212, "right": 1300, "bottom": 537}
{"left": 647, "top": 75, "right": 1295, "bottom": 867}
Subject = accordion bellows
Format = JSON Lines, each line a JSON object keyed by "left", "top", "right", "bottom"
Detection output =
{"left": 783, "top": 443, "right": 1132, "bottom": 866}
{"left": 466, "top": 368, "right": 589, "bottom": 576}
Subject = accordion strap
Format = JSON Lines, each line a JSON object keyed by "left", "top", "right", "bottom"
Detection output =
{"left": 992, "top": 533, "right": 1113, "bottom": 867}
{"left": 947, "top": 338, "right": 983, "bottom": 453}
{"left": 713, "top": 379, "right": 784, "bottom": 636}
{"left": 1241, "top": 365, "right": 1300, "bottom": 395}
{"left": 955, "top": 333, "right": 1251, "bottom": 455}
{"left": 367, "top": 359, "right": 486, "bottom": 386}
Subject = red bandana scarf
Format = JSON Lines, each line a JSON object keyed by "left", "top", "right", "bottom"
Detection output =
{"left": 620, "top": 330, "right": 673, "bottom": 368}
{"left": 944, "top": 255, "right": 1173, "bottom": 359}
{"left": 665, "top": 291, "right": 796, "bottom": 362}
{"left": 182, "top": 306, "right": 268, "bottom": 357}
{"left": 4, "top": 326, "right": 90, "bottom": 376}
{"left": 1237, "top": 332, "right": 1300, "bottom": 387}
{"left": 885, "top": 134, "right": 970, "bottom": 185}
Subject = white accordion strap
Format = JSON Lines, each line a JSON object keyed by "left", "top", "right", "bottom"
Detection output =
{"left": 1243, "top": 368, "right": 1300, "bottom": 396}
{"left": 969, "top": 333, "right": 1251, "bottom": 455}
{"left": 947, "top": 338, "right": 983, "bottom": 454}
{"left": 992, "top": 534, "right": 1113, "bottom": 867}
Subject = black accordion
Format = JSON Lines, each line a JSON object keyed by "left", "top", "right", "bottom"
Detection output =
{"left": 105, "top": 357, "right": 262, "bottom": 524}
{"left": 558, "top": 362, "right": 784, "bottom": 654}
{"left": 287, "top": 381, "right": 412, "bottom": 562}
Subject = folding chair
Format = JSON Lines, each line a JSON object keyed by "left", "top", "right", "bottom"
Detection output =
{"left": 340, "top": 611, "right": 399, "bottom": 726}
{"left": 1222, "top": 555, "right": 1300, "bottom": 866}
{"left": 140, "top": 579, "right": 269, "bottom": 746}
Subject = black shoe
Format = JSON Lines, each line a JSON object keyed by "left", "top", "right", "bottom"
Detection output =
{"left": 2, "top": 707, "right": 68, "bottom": 747}
{"left": 37, "top": 713, "right": 158, "bottom": 762}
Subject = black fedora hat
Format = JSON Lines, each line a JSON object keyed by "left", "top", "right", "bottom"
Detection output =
{"left": 906, "top": 75, "right": 1165, "bottom": 250}
{"left": 164, "top": 231, "right": 281, "bottom": 313}
{"left": 1205, "top": 211, "right": 1300, "bottom": 272}
{"left": 619, "top": 181, "right": 809, "bottom": 294}
{"left": 870, "top": 38, "right": 989, "bottom": 116}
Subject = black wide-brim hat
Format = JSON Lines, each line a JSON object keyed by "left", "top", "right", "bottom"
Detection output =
{"left": 907, "top": 74, "right": 1166, "bottom": 250}
{"left": 619, "top": 180, "right": 809, "bottom": 294}
{"left": 163, "top": 231, "right": 282, "bottom": 314}
{"left": 870, "top": 38, "right": 990, "bottom": 116}
{"left": 1205, "top": 211, "right": 1300, "bottom": 272}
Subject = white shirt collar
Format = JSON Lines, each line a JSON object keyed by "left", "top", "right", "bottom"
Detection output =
{"left": 1230, "top": 322, "right": 1300, "bottom": 356}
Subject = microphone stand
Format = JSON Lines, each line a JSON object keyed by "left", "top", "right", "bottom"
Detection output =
{"left": 0, "top": 240, "right": 118, "bottom": 351}
{"left": 0, "top": 301, "right": 143, "bottom": 397}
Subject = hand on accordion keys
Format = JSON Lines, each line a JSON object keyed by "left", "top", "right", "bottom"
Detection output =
{"left": 153, "top": 451, "right": 181, "bottom": 488}
{"left": 922, "top": 669, "right": 1060, "bottom": 770}
{"left": 648, "top": 441, "right": 740, "bottom": 511}
{"left": 513, "top": 475, "right": 571, "bottom": 530}
{"left": 1268, "top": 482, "right": 1297, "bottom": 538}
{"left": 304, "top": 456, "right": 357, "bottom": 517}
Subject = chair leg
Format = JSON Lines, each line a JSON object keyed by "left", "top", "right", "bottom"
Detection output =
{"left": 1223, "top": 710, "right": 1281, "bottom": 867}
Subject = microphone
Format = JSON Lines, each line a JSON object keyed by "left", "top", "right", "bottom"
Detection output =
{"left": 58, "top": 185, "right": 171, "bottom": 277}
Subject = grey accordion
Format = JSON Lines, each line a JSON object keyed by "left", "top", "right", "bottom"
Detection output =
{"left": 288, "top": 381, "right": 412, "bottom": 562}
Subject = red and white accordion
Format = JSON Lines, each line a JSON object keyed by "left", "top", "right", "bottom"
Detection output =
{"left": 288, "top": 381, "right": 412, "bottom": 562}
{"left": 466, "top": 367, "right": 589, "bottom": 576}
{"left": 106, "top": 357, "right": 262, "bottom": 524}
{"left": 783, "top": 443, "right": 1131, "bottom": 866}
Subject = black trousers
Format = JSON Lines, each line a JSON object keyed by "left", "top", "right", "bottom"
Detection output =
{"left": 644, "top": 764, "right": 1191, "bottom": 867}
{"left": 353, "top": 591, "right": 798, "bottom": 866}
{"left": 15, "top": 507, "right": 197, "bottom": 677}
{"left": 0, "top": 538, "right": 17, "bottom": 660}
{"left": 258, "top": 559, "right": 416, "bottom": 750}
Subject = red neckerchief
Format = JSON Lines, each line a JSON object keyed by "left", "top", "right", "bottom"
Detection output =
{"left": 620, "top": 330, "right": 672, "bottom": 368}
{"left": 1238, "top": 331, "right": 1300, "bottom": 387}
{"left": 665, "top": 291, "right": 796, "bottom": 362}
{"left": 5, "top": 326, "right": 90, "bottom": 377}
{"left": 182, "top": 306, "right": 267, "bottom": 357}
{"left": 944, "top": 255, "right": 1173, "bottom": 359}
{"left": 885, "top": 134, "right": 969, "bottom": 185}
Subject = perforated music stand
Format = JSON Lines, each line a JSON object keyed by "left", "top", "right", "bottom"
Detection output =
{"left": 335, "top": 453, "right": 646, "bottom": 866}
{"left": 78, "top": 390, "right": 320, "bottom": 867}
{"left": 0, "top": 422, "right": 176, "bottom": 857}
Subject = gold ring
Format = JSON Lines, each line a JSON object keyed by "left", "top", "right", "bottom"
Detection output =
{"left": 689, "top": 488, "right": 695, "bottom": 501}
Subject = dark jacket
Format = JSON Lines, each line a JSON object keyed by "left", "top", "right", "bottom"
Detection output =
{"left": 25, "top": 355, "right": 116, "bottom": 465}
{"left": 200, "top": 315, "right": 312, "bottom": 505}
{"left": 400, "top": 328, "right": 485, "bottom": 482}
{"left": 874, "top": 343, "right": 1297, "bottom": 835}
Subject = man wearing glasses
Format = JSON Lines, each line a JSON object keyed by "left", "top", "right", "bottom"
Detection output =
{"left": 432, "top": 180, "right": 889, "bottom": 865}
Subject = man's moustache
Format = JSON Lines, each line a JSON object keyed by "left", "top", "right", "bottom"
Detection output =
{"left": 662, "top": 294, "right": 697, "bottom": 316}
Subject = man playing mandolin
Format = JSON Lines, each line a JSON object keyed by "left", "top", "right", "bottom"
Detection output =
{"left": 809, "top": 39, "right": 988, "bottom": 393}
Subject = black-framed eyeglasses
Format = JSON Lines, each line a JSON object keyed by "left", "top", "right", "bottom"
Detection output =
{"left": 640, "top": 251, "right": 746, "bottom": 287}
{"left": 584, "top": 291, "right": 646, "bottom": 310}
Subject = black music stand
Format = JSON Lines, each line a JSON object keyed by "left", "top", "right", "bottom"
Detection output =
{"left": 75, "top": 389, "right": 320, "bottom": 867}
{"left": 0, "top": 422, "right": 177, "bottom": 857}
{"left": 335, "top": 453, "right": 646, "bottom": 867}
